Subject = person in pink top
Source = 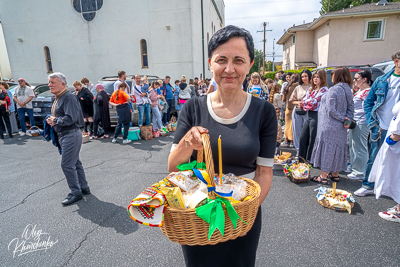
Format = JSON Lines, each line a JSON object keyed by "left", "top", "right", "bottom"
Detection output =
{"left": 298, "top": 69, "right": 328, "bottom": 162}
{"left": 149, "top": 81, "right": 163, "bottom": 131}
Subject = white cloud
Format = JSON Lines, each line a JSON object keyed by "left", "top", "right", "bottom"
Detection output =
{"left": 224, "top": 0, "right": 322, "bottom": 62}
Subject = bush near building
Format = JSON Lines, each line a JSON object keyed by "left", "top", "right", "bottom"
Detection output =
{"left": 264, "top": 68, "right": 314, "bottom": 80}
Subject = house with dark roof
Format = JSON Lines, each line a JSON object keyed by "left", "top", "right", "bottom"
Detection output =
{"left": 277, "top": 1, "right": 400, "bottom": 70}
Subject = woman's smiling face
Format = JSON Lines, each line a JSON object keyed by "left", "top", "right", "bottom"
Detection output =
{"left": 208, "top": 37, "right": 253, "bottom": 92}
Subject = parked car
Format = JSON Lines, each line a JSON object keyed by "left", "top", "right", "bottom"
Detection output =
{"left": 312, "top": 67, "right": 384, "bottom": 87}
{"left": 31, "top": 86, "right": 75, "bottom": 126}
{"left": 372, "top": 60, "right": 395, "bottom": 74}
{"left": 97, "top": 75, "right": 177, "bottom": 127}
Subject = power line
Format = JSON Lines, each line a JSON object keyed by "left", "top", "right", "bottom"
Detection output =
{"left": 227, "top": 10, "right": 319, "bottom": 21}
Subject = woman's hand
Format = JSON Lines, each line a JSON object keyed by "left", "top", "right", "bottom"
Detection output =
{"left": 168, "top": 127, "right": 209, "bottom": 172}
{"left": 182, "top": 127, "right": 209, "bottom": 150}
{"left": 344, "top": 117, "right": 351, "bottom": 129}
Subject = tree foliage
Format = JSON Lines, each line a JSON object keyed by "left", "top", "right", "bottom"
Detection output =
{"left": 320, "top": 0, "right": 400, "bottom": 15}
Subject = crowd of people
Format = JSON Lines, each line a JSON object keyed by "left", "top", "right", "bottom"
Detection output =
{"left": 0, "top": 24, "right": 399, "bottom": 267}
{"left": 245, "top": 50, "right": 399, "bottom": 224}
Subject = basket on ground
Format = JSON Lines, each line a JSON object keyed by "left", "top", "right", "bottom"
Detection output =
{"left": 28, "top": 126, "right": 41, "bottom": 137}
{"left": 284, "top": 156, "right": 310, "bottom": 184}
{"left": 160, "top": 134, "right": 261, "bottom": 246}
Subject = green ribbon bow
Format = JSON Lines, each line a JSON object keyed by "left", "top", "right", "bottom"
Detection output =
{"left": 195, "top": 196, "right": 246, "bottom": 240}
{"left": 177, "top": 161, "right": 206, "bottom": 172}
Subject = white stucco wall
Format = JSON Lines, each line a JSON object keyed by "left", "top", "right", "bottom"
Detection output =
{"left": 327, "top": 14, "right": 400, "bottom": 66}
{"left": 295, "top": 31, "right": 314, "bottom": 64}
{"left": 282, "top": 36, "right": 296, "bottom": 70}
{"left": 313, "top": 22, "right": 330, "bottom": 67}
{"left": 0, "top": 22, "right": 12, "bottom": 80}
{"left": 0, "top": 0, "right": 224, "bottom": 84}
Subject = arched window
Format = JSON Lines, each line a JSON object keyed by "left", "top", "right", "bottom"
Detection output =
{"left": 44, "top": 46, "right": 53, "bottom": 73}
{"left": 140, "top": 39, "right": 148, "bottom": 68}
{"left": 72, "top": 0, "right": 103, "bottom": 22}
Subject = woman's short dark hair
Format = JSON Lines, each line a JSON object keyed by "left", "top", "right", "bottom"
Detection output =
{"left": 299, "top": 69, "right": 312, "bottom": 85}
{"left": 281, "top": 74, "right": 287, "bottom": 81}
{"left": 208, "top": 25, "right": 254, "bottom": 62}
{"left": 356, "top": 70, "right": 373, "bottom": 86}
{"left": 332, "top": 67, "right": 353, "bottom": 86}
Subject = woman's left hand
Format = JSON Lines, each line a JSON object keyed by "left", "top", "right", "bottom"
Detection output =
{"left": 343, "top": 117, "right": 351, "bottom": 129}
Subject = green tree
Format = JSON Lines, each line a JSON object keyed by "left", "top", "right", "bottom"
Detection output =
{"left": 266, "top": 61, "right": 273, "bottom": 72}
{"left": 250, "top": 49, "right": 266, "bottom": 74}
{"left": 320, "top": 0, "right": 400, "bottom": 15}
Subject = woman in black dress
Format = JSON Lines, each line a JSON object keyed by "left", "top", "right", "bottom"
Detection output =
{"left": 92, "top": 84, "right": 111, "bottom": 139}
{"left": 73, "top": 81, "right": 94, "bottom": 134}
{"left": 0, "top": 81, "right": 13, "bottom": 139}
{"left": 168, "top": 25, "right": 277, "bottom": 267}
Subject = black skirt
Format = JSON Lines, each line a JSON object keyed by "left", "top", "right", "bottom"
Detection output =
{"left": 116, "top": 104, "right": 131, "bottom": 124}
{"left": 181, "top": 207, "right": 262, "bottom": 267}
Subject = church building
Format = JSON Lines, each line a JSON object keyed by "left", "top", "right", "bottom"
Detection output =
{"left": 0, "top": 0, "right": 225, "bottom": 83}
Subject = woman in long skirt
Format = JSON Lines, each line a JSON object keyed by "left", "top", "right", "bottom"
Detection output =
{"left": 310, "top": 67, "right": 354, "bottom": 184}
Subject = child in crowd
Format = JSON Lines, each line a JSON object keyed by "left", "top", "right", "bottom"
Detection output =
{"left": 369, "top": 100, "right": 400, "bottom": 223}
{"left": 141, "top": 76, "right": 149, "bottom": 95}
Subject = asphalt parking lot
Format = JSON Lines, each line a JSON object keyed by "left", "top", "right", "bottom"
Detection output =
{"left": 1, "top": 133, "right": 399, "bottom": 267}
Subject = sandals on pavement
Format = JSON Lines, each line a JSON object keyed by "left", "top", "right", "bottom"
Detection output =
{"left": 310, "top": 175, "right": 329, "bottom": 185}
{"left": 328, "top": 173, "right": 340, "bottom": 182}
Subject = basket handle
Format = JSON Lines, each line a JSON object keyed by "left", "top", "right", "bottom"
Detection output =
{"left": 197, "top": 149, "right": 204, "bottom": 164}
{"left": 201, "top": 134, "right": 216, "bottom": 188}
{"left": 297, "top": 156, "right": 307, "bottom": 164}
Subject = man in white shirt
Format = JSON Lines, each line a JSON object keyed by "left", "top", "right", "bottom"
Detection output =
{"left": 13, "top": 78, "right": 36, "bottom": 136}
{"left": 113, "top": 70, "right": 130, "bottom": 94}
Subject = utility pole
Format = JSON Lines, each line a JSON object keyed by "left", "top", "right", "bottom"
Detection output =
{"left": 263, "top": 22, "right": 266, "bottom": 75}
{"left": 272, "top": 38, "right": 275, "bottom": 72}
{"left": 257, "top": 23, "right": 272, "bottom": 75}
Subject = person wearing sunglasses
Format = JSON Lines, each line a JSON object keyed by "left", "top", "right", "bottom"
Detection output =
{"left": 347, "top": 70, "right": 372, "bottom": 180}
{"left": 13, "top": 78, "right": 36, "bottom": 136}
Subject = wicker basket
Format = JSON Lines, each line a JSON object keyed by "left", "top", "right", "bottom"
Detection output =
{"left": 160, "top": 133, "right": 261, "bottom": 246}
{"left": 286, "top": 156, "right": 310, "bottom": 184}
{"left": 82, "top": 134, "right": 90, "bottom": 143}
{"left": 317, "top": 199, "right": 354, "bottom": 212}
{"left": 28, "top": 126, "right": 40, "bottom": 137}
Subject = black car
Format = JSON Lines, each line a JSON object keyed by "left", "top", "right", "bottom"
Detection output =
{"left": 31, "top": 86, "right": 75, "bottom": 126}
{"left": 97, "top": 75, "right": 176, "bottom": 126}
{"left": 313, "top": 67, "right": 385, "bottom": 87}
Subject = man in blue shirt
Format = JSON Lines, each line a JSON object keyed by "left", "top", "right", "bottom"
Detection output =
{"left": 160, "top": 75, "right": 174, "bottom": 125}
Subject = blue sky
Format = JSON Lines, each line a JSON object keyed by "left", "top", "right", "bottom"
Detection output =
{"left": 224, "top": 0, "right": 322, "bottom": 63}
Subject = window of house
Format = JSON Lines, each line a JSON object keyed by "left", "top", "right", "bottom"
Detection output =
{"left": 292, "top": 35, "right": 296, "bottom": 44}
{"left": 44, "top": 46, "right": 53, "bottom": 73}
{"left": 364, "top": 18, "right": 386, "bottom": 40}
{"left": 72, "top": 0, "right": 103, "bottom": 22}
{"left": 140, "top": 39, "right": 148, "bottom": 68}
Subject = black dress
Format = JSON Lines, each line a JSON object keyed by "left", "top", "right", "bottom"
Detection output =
{"left": 77, "top": 87, "right": 94, "bottom": 118}
{"left": 94, "top": 90, "right": 111, "bottom": 129}
{"left": 173, "top": 94, "right": 277, "bottom": 267}
{"left": 0, "top": 91, "right": 12, "bottom": 137}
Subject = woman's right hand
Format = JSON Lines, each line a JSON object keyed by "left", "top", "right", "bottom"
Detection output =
{"left": 181, "top": 127, "right": 209, "bottom": 150}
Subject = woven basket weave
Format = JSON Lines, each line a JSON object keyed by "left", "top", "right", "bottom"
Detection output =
{"left": 317, "top": 199, "right": 354, "bottom": 212}
{"left": 160, "top": 133, "right": 261, "bottom": 246}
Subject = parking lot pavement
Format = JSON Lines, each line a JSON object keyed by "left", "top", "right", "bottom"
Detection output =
{"left": 1, "top": 134, "right": 399, "bottom": 267}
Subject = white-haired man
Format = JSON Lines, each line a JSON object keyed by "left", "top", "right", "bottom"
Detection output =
{"left": 46, "top": 72, "right": 90, "bottom": 205}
